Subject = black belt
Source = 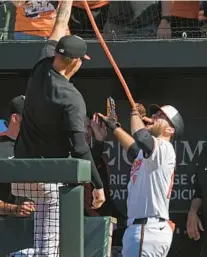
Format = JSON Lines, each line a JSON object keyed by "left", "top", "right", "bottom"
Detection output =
{"left": 133, "top": 217, "right": 165, "bottom": 225}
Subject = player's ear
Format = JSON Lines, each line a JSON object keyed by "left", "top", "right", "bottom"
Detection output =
{"left": 11, "top": 113, "right": 17, "bottom": 124}
{"left": 165, "top": 126, "right": 175, "bottom": 137}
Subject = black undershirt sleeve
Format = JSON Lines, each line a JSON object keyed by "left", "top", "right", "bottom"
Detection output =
{"left": 127, "top": 142, "right": 140, "bottom": 162}
{"left": 133, "top": 128, "right": 154, "bottom": 157}
{"left": 70, "top": 131, "right": 103, "bottom": 189}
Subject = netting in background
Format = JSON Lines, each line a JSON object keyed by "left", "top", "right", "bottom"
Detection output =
{"left": 0, "top": 1, "right": 207, "bottom": 41}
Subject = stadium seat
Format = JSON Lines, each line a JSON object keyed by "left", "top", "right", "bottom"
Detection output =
{"left": 0, "top": 119, "right": 8, "bottom": 134}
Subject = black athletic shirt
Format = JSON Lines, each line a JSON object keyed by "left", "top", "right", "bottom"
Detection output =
{"left": 14, "top": 40, "right": 103, "bottom": 189}
{"left": 0, "top": 136, "right": 15, "bottom": 203}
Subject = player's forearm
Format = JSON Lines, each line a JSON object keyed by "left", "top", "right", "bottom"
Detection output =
{"left": 131, "top": 112, "right": 145, "bottom": 136}
{"left": 189, "top": 198, "right": 202, "bottom": 214}
{"left": 82, "top": 149, "right": 103, "bottom": 189}
{"left": 161, "top": 1, "right": 173, "bottom": 16}
{"left": 70, "top": 132, "right": 103, "bottom": 189}
{"left": 0, "top": 201, "right": 17, "bottom": 215}
{"left": 49, "top": 0, "right": 72, "bottom": 41}
{"left": 113, "top": 127, "right": 136, "bottom": 152}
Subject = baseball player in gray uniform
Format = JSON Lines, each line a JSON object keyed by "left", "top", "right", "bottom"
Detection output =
{"left": 98, "top": 102, "right": 184, "bottom": 257}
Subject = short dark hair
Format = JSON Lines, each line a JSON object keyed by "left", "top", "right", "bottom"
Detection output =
{"left": 5, "top": 95, "right": 25, "bottom": 124}
{"left": 9, "top": 95, "right": 25, "bottom": 115}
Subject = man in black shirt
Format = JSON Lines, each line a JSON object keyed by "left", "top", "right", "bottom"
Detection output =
{"left": 84, "top": 113, "right": 125, "bottom": 220}
{"left": 13, "top": 0, "right": 105, "bottom": 256}
{"left": 84, "top": 113, "right": 110, "bottom": 216}
{"left": 187, "top": 146, "right": 207, "bottom": 257}
{"left": 0, "top": 95, "right": 35, "bottom": 217}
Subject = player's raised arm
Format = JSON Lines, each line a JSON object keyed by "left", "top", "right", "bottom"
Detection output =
{"left": 37, "top": 0, "right": 73, "bottom": 62}
{"left": 49, "top": 0, "right": 72, "bottom": 41}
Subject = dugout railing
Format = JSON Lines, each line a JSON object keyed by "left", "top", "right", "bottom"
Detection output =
{"left": 0, "top": 158, "right": 116, "bottom": 257}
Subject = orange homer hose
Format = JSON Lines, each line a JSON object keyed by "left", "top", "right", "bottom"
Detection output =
{"left": 82, "top": 0, "right": 136, "bottom": 109}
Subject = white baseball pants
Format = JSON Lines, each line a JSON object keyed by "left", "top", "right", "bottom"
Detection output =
{"left": 122, "top": 217, "right": 173, "bottom": 257}
{"left": 11, "top": 183, "right": 61, "bottom": 257}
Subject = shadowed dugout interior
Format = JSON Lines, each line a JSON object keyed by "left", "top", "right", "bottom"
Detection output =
{"left": 0, "top": 68, "right": 206, "bottom": 257}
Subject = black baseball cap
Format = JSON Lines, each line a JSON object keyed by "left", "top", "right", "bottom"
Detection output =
{"left": 9, "top": 95, "right": 25, "bottom": 115}
{"left": 55, "top": 35, "right": 90, "bottom": 60}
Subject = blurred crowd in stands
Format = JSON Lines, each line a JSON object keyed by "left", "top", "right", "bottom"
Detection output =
{"left": 0, "top": 1, "right": 207, "bottom": 41}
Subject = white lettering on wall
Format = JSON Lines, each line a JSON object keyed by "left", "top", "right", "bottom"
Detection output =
{"left": 173, "top": 174, "right": 188, "bottom": 186}
{"left": 110, "top": 174, "right": 128, "bottom": 186}
{"left": 109, "top": 189, "right": 128, "bottom": 200}
{"left": 171, "top": 189, "right": 195, "bottom": 200}
{"left": 104, "top": 141, "right": 116, "bottom": 166}
{"left": 179, "top": 141, "right": 206, "bottom": 166}
{"left": 104, "top": 140, "right": 207, "bottom": 167}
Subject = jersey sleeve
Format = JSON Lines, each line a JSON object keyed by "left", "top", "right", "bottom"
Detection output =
{"left": 35, "top": 40, "right": 57, "bottom": 66}
{"left": 62, "top": 92, "right": 86, "bottom": 133}
{"left": 145, "top": 137, "right": 176, "bottom": 172}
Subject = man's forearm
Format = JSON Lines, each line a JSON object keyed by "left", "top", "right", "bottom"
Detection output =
{"left": 131, "top": 113, "right": 145, "bottom": 135}
{"left": 0, "top": 201, "right": 17, "bottom": 215}
{"left": 49, "top": 0, "right": 72, "bottom": 41}
{"left": 189, "top": 198, "right": 202, "bottom": 213}
{"left": 161, "top": 1, "right": 173, "bottom": 17}
{"left": 113, "top": 127, "right": 136, "bottom": 152}
{"left": 70, "top": 132, "right": 103, "bottom": 189}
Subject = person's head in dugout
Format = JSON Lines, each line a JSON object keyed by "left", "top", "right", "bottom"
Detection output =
{"left": 4, "top": 95, "right": 25, "bottom": 139}
{"left": 145, "top": 105, "right": 184, "bottom": 140}
{"left": 54, "top": 35, "right": 90, "bottom": 79}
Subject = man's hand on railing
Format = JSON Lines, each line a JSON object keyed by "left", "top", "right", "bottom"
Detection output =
{"left": 92, "top": 188, "right": 105, "bottom": 209}
{"left": 15, "top": 201, "right": 35, "bottom": 217}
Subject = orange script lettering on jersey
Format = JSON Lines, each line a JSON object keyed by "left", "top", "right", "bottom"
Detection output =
{"left": 130, "top": 159, "right": 143, "bottom": 178}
